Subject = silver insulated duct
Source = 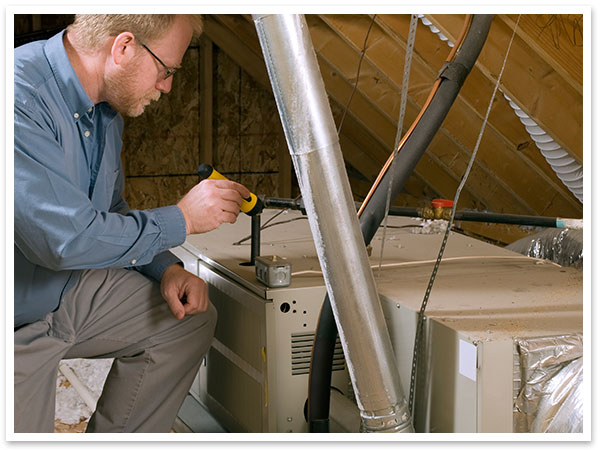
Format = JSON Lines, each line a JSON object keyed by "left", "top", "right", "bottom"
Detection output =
{"left": 253, "top": 14, "right": 413, "bottom": 433}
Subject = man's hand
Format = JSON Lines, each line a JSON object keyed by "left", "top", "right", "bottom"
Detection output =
{"left": 160, "top": 264, "right": 210, "bottom": 320}
{"left": 177, "top": 179, "right": 251, "bottom": 235}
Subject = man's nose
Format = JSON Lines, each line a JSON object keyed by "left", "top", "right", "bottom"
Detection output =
{"left": 156, "top": 76, "right": 173, "bottom": 94}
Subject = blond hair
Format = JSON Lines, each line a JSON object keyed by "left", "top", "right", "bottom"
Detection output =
{"left": 68, "top": 14, "right": 203, "bottom": 51}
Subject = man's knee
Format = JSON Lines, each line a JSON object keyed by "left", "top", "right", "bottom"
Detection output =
{"left": 180, "top": 301, "right": 217, "bottom": 353}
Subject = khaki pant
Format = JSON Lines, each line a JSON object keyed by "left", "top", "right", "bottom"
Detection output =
{"left": 14, "top": 268, "right": 217, "bottom": 433}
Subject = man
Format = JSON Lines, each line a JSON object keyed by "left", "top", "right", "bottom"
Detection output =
{"left": 14, "top": 14, "right": 250, "bottom": 432}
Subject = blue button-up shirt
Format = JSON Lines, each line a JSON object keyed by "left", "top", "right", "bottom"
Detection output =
{"left": 14, "top": 31, "right": 187, "bottom": 328}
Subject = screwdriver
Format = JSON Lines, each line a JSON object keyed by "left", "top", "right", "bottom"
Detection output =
{"left": 197, "top": 164, "right": 264, "bottom": 216}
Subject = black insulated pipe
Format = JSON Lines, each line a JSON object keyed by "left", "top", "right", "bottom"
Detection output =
{"left": 307, "top": 298, "right": 337, "bottom": 433}
{"left": 359, "top": 14, "right": 494, "bottom": 246}
{"left": 250, "top": 214, "right": 261, "bottom": 265}
{"left": 453, "top": 210, "right": 557, "bottom": 227}
{"left": 307, "top": 14, "right": 493, "bottom": 432}
{"left": 263, "top": 196, "right": 306, "bottom": 213}
{"left": 261, "top": 197, "right": 567, "bottom": 229}
{"left": 367, "top": 205, "right": 565, "bottom": 228}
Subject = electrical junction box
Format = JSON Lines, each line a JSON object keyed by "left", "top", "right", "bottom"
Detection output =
{"left": 171, "top": 209, "right": 583, "bottom": 433}
{"left": 255, "top": 255, "right": 291, "bottom": 287}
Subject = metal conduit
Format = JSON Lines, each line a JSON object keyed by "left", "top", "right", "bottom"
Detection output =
{"left": 253, "top": 14, "right": 413, "bottom": 433}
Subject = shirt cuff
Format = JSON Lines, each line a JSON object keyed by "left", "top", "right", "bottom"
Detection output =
{"left": 153, "top": 204, "right": 187, "bottom": 250}
{"left": 137, "top": 250, "right": 183, "bottom": 282}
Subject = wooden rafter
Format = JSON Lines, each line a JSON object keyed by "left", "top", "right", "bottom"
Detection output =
{"left": 501, "top": 14, "right": 583, "bottom": 96}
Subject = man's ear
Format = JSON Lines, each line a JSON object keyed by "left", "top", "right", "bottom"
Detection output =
{"left": 110, "top": 32, "right": 136, "bottom": 66}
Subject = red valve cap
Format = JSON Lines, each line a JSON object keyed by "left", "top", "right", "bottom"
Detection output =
{"left": 432, "top": 198, "right": 454, "bottom": 208}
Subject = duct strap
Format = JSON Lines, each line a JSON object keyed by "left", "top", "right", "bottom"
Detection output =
{"left": 437, "top": 61, "right": 469, "bottom": 85}
{"left": 408, "top": 14, "right": 522, "bottom": 416}
{"left": 378, "top": 13, "right": 419, "bottom": 279}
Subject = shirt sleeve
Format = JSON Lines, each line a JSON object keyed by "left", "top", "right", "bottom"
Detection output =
{"left": 108, "top": 157, "right": 184, "bottom": 282}
{"left": 14, "top": 100, "right": 187, "bottom": 273}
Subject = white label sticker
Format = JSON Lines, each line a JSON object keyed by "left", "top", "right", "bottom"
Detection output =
{"left": 459, "top": 339, "right": 477, "bottom": 381}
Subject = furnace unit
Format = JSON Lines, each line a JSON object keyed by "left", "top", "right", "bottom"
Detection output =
{"left": 172, "top": 209, "right": 583, "bottom": 433}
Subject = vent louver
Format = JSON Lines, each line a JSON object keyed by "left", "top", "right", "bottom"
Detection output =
{"left": 291, "top": 332, "right": 345, "bottom": 376}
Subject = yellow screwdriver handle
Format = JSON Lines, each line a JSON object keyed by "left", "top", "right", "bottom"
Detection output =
{"left": 197, "top": 164, "right": 263, "bottom": 216}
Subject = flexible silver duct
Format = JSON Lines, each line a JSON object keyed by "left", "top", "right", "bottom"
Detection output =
{"left": 253, "top": 14, "right": 413, "bottom": 433}
{"left": 514, "top": 334, "right": 583, "bottom": 433}
{"left": 506, "top": 227, "right": 583, "bottom": 269}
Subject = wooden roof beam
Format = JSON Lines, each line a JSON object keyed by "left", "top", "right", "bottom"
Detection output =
{"left": 500, "top": 14, "right": 583, "bottom": 96}
{"left": 204, "top": 15, "right": 269, "bottom": 88}
{"left": 315, "top": 50, "right": 492, "bottom": 211}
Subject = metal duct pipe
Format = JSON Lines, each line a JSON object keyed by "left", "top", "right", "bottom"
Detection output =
{"left": 253, "top": 14, "right": 413, "bottom": 433}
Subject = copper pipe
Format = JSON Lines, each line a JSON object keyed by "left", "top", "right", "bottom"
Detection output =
{"left": 357, "top": 14, "right": 473, "bottom": 218}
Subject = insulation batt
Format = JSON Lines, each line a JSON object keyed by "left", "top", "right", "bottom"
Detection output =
{"left": 55, "top": 359, "right": 113, "bottom": 425}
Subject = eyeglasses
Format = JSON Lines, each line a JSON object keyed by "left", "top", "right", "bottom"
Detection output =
{"left": 138, "top": 41, "right": 178, "bottom": 80}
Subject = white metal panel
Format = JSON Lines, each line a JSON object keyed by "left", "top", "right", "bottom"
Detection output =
{"left": 477, "top": 339, "right": 514, "bottom": 432}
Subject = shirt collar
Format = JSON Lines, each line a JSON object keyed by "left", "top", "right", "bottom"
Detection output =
{"left": 43, "top": 30, "right": 95, "bottom": 123}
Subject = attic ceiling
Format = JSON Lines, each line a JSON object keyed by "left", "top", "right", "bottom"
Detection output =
{"left": 203, "top": 13, "right": 583, "bottom": 244}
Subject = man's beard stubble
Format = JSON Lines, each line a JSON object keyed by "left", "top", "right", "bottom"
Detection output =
{"left": 104, "top": 63, "right": 161, "bottom": 118}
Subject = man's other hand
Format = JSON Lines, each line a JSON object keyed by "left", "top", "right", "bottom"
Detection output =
{"left": 177, "top": 179, "right": 251, "bottom": 235}
{"left": 160, "top": 264, "right": 210, "bottom": 320}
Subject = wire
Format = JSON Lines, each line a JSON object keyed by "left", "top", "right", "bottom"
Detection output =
{"left": 232, "top": 215, "right": 307, "bottom": 246}
{"left": 260, "top": 193, "right": 303, "bottom": 227}
{"left": 393, "top": 14, "right": 420, "bottom": 153}
{"left": 291, "top": 254, "right": 556, "bottom": 277}
{"left": 337, "top": 14, "right": 378, "bottom": 136}
{"left": 232, "top": 214, "right": 420, "bottom": 246}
